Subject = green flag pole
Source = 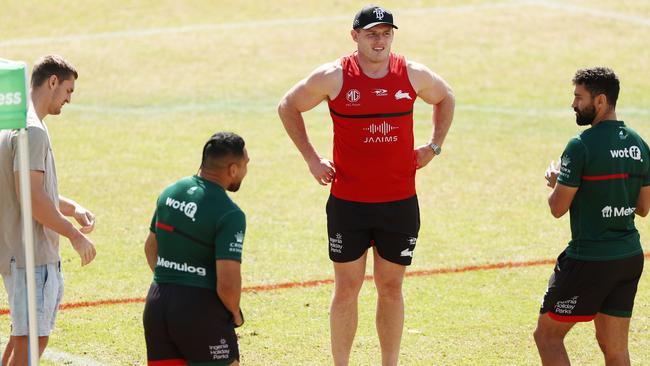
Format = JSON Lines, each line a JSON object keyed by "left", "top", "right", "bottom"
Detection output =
{"left": 1, "top": 58, "right": 39, "bottom": 365}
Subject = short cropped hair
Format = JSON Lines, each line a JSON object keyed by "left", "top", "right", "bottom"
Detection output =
{"left": 31, "top": 55, "right": 78, "bottom": 88}
{"left": 201, "top": 132, "right": 246, "bottom": 170}
{"left": 572, "top": 67, "right": 620, "bottom": 107}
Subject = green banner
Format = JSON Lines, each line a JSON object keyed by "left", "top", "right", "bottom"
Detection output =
{"left": 0, "top": 58, "right": 28, "bottom": 130}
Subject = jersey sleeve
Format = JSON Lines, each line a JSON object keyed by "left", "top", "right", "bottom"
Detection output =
{"left": 214, "top": 210, "right": 246, "bottom": 262}
{"left": 149, "top": 210, "right": 157, "bottom": 233}
{"left": 643, "top": 140, "right": 650, "bottom": 186}
{"left": 12, "top": 127, "right": 48, "bottom": 173}
{"left": 557, "top": 137, "right": 586, "bottom": 188}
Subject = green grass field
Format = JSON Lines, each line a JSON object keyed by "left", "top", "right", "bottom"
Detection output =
{"left": 2, "top": 0, "right": 650, "bottom": 364}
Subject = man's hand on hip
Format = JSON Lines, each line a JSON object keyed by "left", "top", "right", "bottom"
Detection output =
{"left": 70, "top": 231, "right": 97, "bottom": 266}
{"left": 415, "top": 144, "right": 436, "bottom": 169}
{"left": 308, "top": 157, "right": 336, "bottom": 185}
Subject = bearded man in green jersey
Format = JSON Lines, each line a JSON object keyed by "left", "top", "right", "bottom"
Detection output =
{"left": 535, "top": 67, "right": 650, "bottom": 366}
{"left": 143, "top": 132, "right": 249, "bottom": 366}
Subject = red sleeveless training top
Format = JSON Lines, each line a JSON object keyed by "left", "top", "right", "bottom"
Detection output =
{"left": 327, "top": 52, "right": 417, "bottom": 203}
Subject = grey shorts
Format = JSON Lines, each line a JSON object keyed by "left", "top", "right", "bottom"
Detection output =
{"left": 2, "top": 259, "right": 64, "bottom": 336}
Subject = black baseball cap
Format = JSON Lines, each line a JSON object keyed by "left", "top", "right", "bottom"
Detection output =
{"left": 352, "top": 5, "right": 398, "bottom": 30}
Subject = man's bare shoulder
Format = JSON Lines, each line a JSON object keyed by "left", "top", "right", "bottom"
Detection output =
{"left": 308, "top": 59, "right": 343, "bottom": 84}
{"left": 406, "top": 60, "right": 434, "bottom": 80}
{"left": 304, "top": 59, "right": 343, "bottom": 98}
{"left": 406, "top": 60, "right": 450, "bottom": 93}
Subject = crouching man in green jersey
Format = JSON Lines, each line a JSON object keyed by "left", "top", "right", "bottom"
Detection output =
{"left": 143, "top": 132, "right": 249, "bottom": 366}
{"left": 535, "top": 67, "right": 650, "bottom": 366}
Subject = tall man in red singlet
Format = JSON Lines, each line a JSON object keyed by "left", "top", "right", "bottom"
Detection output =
{"left": 278, "top": 5, "right": 455, "bottom": 366}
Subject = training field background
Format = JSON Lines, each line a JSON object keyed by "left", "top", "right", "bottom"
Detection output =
{"left": 2, "top": 0, "right": 650, "bottom": 365}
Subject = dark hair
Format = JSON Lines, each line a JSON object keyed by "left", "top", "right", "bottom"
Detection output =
{"left": 201, "top": 132, "right": 245, "bottom": 169}
{"left": 31, "top": 55, "right": 78, "bottom": 88}
{"left": 572, "top": 67, "right": 620, "bottom": 107}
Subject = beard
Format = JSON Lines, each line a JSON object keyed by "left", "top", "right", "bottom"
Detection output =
{"left": 227, "top": 180, "right": 242, "bottom": 192}
{"left": 575, "top": 105, "right": 596, "bottom": 126}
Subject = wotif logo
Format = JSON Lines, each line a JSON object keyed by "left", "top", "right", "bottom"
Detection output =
{"left": 0, "top": 92, "right": 22, "bottom": 106}
{"left": 157, "top": 256, "right": 206, "bottom": 276}
{"left": 610, "top": 146, "right": 642, "bottom": 162}
{"left": 602, "top": 206, "right": 635, "bottom": 218}
{"left": 165, "top": 197, "right": 197, "bottom": 221}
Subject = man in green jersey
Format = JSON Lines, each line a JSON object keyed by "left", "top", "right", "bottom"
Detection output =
{"left": 534, "top": 67, "right": 650, "bottom": 365}
{"left": 143, "top": 132, "right": 249, "bottom": 366}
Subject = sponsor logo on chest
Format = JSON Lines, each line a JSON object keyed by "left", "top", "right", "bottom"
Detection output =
{"left": 371, "top": 88, "right": 388, "bottom": 97}
{"left": 610, "top": 146, "right": 643, "bottom": 162}
{"left": 165, "top": 197, "right": 198, "bottom": 222}
{"left": 157, "top": 256, "right": 206, "bottom": 276}
{"left": 363, "top": 121, "right": 399, "bottom": 144}
{"left": 601, "top": 205, "right": 635, "bottom": 218}
{"left": 344, "top": 87, "right": 413, "bottom": 107}
{"left": 346, "top": 89, "right": 361, "bottom": 106}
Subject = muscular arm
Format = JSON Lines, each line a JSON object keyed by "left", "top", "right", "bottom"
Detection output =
{"left": 277, "top": 62, "right": 342, "bottom": 185}
{"left": 407, "top": 61, "right": 455, "bottom": 168}
{"left": 144, "top": 232, "right": 157, "bottom": 272}
{"left": 14, "top": 171, "right": 95, "bottom": 265}
{"left": 548, "top": 183, "right": 578, "bottom": 218}
{"left": 216, "top": 259, "right": 243, "bottom": 326}
{"left": 635, "top": 186, "right": 650, "bottom": 217}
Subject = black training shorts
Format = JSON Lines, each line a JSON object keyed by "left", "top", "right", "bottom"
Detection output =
{"left": 143, "top": 282, "right": 239, "bottom": 365}
{"left": 326, "top": 194, "right": 420, "bottom": 265}
{"left": 540, "top": 251, "right": 644, "bottom": 322}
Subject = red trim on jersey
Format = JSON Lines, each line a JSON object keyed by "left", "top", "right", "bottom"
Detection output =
{"left": 156, "top": 222, "right": 174, "bottom": 232}
{"left": 547, "top": 312, "right": 596, "bottom": 323}
{"left": 148, "top": 359, "right": 188, "bottom": 366}
{"left": 582, "top": 173, "right": 629, "bottom": 181}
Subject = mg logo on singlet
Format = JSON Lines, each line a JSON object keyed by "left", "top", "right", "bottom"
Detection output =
{"left": 610, "top": 145, "right": 643, "bottom": 162}
{"left": 373, "top": 7, "right": 386, "bottom": 20}
{"left": 602, "top": 205, "right": 635, "bottom": 218}
{"left": 346, "top": 89, "right": 361, "bottom": 103}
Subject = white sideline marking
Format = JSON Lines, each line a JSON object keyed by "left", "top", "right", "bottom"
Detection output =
{"left": 42, "top": 347, "right": 111, "bottom": 366}
{"left": 524, "top": 0, "right": 650, "bottom": 27}
{"left": 0, "top": 1, "right": 524, "bottom": 47}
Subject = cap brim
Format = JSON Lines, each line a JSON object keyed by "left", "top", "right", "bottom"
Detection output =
{"left": 361, "top": 22, "right": 398, "bottom": 30}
